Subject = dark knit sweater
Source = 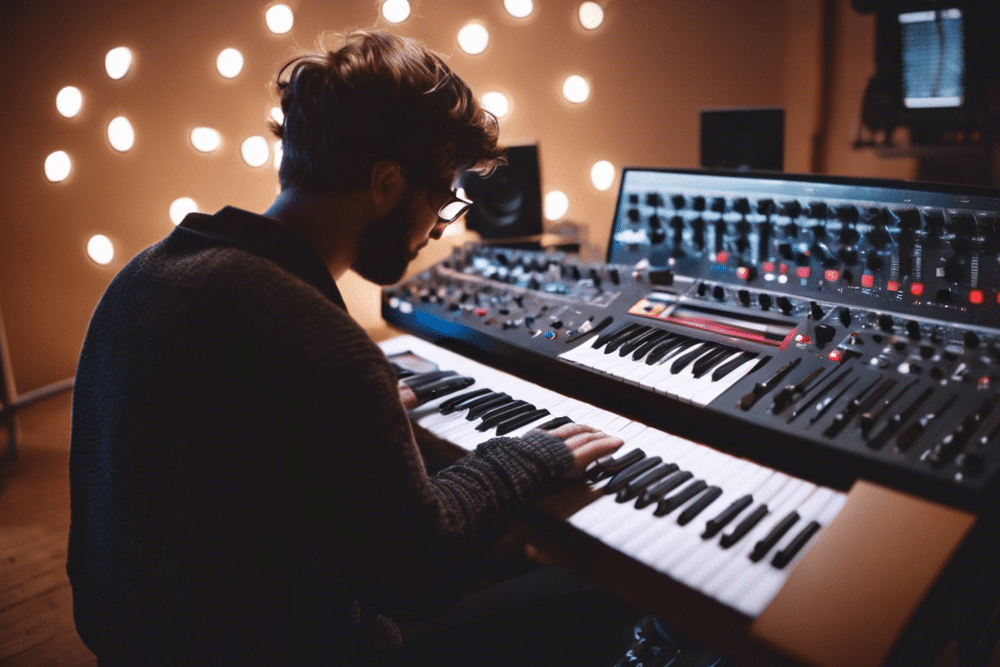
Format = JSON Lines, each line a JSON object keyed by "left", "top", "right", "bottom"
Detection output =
{"left": 67, "top": 207, "right": 574, "bottom": 666}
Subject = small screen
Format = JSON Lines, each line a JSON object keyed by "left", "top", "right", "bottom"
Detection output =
{"left": 899, "top": 9, "right": 964, "bottom": 109}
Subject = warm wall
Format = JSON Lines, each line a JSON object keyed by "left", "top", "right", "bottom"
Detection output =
{"left": 0, "top": 0, "right": 905, "bottom": 394}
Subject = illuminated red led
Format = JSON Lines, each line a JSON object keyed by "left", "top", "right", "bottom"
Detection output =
{"left": 828, "top": 349, "right": 843, "bottom": 362}
{"left": 979, "top": 376, "right": 991, "bottom": 388}
{"left": 779, "top": 263, "right": 788, "bottom": 274}
{"left": 970, "top": 290, "right": 984, "bottom": 305}
{"left": 763, "top": 262, "right": 775, "bottom": 273}
{"left": 861, "top": 273, "right": 874, "bottom": 288}
{"left": 736, "top": 266, "right": 749, "bottom": 280}
{"left": 824, "top": 269, "right": 840, "bottom": 282}
{"left": 910, "top": 282, "right": 924, "bottom": 296}
{"left": 716, "top": 251, "right": 729, "bottom": 263}
{"left": 796, "top": 266, "right": 811, "bottom": 279}
{"left": 887, "top": 280, "right": 900, "bottom": 291}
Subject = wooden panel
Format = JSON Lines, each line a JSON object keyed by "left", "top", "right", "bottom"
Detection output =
{"left": 751, "top": 480, "right": 976, "bottom": 667}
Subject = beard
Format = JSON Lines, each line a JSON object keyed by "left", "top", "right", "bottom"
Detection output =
{"left": 351, "top": 189, "right": 417, "bottom": 286}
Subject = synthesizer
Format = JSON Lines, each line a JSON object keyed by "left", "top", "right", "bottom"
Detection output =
{"left": 379, "top": 334, "right": 975, "bottom": 667}
{"left": 383, "top": 168, "right": 1000, "bottom": 512}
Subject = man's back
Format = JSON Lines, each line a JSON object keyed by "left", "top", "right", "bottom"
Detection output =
{"left": 68, "top": 210, "right": 410, "bottom": 664}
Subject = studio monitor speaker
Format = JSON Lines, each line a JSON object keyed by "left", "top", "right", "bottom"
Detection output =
{"left": 460, "top": 144, "right": 543, "bottom": 240}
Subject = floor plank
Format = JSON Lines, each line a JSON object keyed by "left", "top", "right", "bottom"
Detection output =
{"left": 0, "top": 391, "right": 96, "bottom": 667}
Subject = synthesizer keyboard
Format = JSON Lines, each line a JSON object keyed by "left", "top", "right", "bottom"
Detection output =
{"left": 382, "top": 169, "right": 1000, "bottom": 511}
{"left": 382, "top": 334, "right": 846, "bottom": 619}
{"left": 380, "top": 334, "right": 976, "bottom": 667}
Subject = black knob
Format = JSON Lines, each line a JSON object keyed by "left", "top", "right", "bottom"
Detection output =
{"left": 627, "top": 208, "right": 641, "bottom": 223}
{"left": 839, "top": 225, "right": 860, "bottom": 245}
{"left": 814, "top": 323, "right": 837, "bottom": 349}
{"left": 809, "top": 301, "right": 824, "bottom": 320}
{"left": 646, "top": 193, "right": 663, "bottom": 207}
{"left": 738, "top": 289, "right": 751, "bottom": 306}
{"left": 733, "top": 198, "right": 751, "bottom": 215}
{"left": 776, "top": 296, "right": 793, "bottom": 315}
{"left": 757, "top": 199, "right": 776, "bottom": 215}
{"left": 905, "top": 320, "right": 921, "bottom": 340}
{"left": 712, "top": 285, "right": 725, "bottom": 300}
{"left": 839, "top": 308, "right": 852, "bottom": 327}
{"left": 608, "top": 267, "right": 620, "bottom": 284}
{"left": 671, "top": 194, "right": 686, "bottom": 210}
{"left": 964, "top": 331, "right": 980, "bottom": 348}
{"left": 711, "top": 197, "right": 727, "bottom": 213}
{"left": 835, "top": 205, "right": 859, "bottom": 223}
{"left": 925, "top": 210, "right": 946, "bottom": 237}
{"left": 759, "top": 293, "right": 773, "bottom": 310}
{"left": 779, "top": 200, "right": 802, "bottom": 218}
{"left": 692, "top": 196, "right": 706, "bottom": 211}
{"left": 697, "top": 282, "right": 708, "bottom": 296}
{"left": 878, "top": 314, "right": 894, "bottom": 333}
{"left": 778, "top": 243, "right": 794, "bottom": 260}
{"left": 808, "top": 201, "right": 829, "bottom": 219}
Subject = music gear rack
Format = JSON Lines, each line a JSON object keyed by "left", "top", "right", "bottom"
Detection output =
{"left": 381, "top": 168, "right": 1000, "bottom": 667}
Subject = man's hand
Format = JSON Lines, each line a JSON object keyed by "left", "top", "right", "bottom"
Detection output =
{"left": 399, "top": 382, "right": 419, "bottom": 410}
{"left": 546, "top": 423, "right": 625, "bottom": 478}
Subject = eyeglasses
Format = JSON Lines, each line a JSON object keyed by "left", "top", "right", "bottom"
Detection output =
{"left": 435, "top": 185, "right": 474, "bottom": 224}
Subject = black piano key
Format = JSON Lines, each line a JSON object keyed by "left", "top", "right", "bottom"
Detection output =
{"left": 606, "top": 325, "right": 652, "bottom": 355}
{"left": 391, "top": 363, "right": 416, "bottom": 379}
{"left": 476, "top": 401, "right": 533, "bottom": 431}
{"left": 403, "top": 370, "right": 458, "bottom": 389}
{"left": 711, "top": 351, "right": 758, "bottom": 382}
{"left": 412, "top": 376, "right": 476, "bottom": 403}
{"left": 654, "top": 479, "right": 708, "bottom": 516}
{"left": 772, "top": 520, "right": 822, "bottom": 569}
{"left": 645, "top": 336, "right": 695, "bottom": 366}
{"left": 593, "top": 323, "right": 642, "bottom": 350}
{"left": 537, "top": 416, "right": 574, "bottom": 431}
{"left": 720, "top": 504, "right": 768, "bottom": 548}
{"left": 590, "top": 323, "right": 628, "bottom": 349}
{"left": 619, "top": 327, "right": 665, "bottom": 357}
{"left": 587, "top": 448, "right": 646, "bottom": 481}
{"left": 631, "top": 330, "right": 675, "bottom": 361}
{"left": 615, "top": 462, "right": 679, "bottom": 503}
{"left": 439, "top": 388, "right": 492, "bottom": 414}
{"left": 691, "top": 346, "right": 737, "bottom": 379}
{"left": 749, "top": 511, "right": 800, "bottom": 562}
{"left": 465, "top": 393, "right": 513, "bottom": 420}
{"left": 594, "top": 323, "right": 645, "bottom": 354}
{"left": 495, "top": 408, "right": 551, "bottom": 435}
{"left": 702, "top": 494, "right": 754, "bottom": 539}
{"left": 603, "top": 456, "right": 663, "bottom": 495}
{"left": 677, "top": 486, "right": 723, "bottom": 525}
{"left": 670, "top": 343, "right": 719, "bottom": 374}
{"left": 635, "top": 470, "right": 693, "bottom": 508}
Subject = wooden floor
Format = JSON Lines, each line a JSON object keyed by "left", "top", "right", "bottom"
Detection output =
{"left": 1, "top": 391, "right": 95, "bottom": 666}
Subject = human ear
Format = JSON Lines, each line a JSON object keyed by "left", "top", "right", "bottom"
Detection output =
{"left": 369, "top": 160, "right": 407, "bottom": 214}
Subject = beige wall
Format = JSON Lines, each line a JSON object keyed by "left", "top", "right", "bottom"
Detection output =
{"left": 0, "top": 0, "right": 919, "bottom": 394}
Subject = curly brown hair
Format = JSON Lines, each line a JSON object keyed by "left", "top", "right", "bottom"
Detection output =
{"left": 270, "top": 30, "right": 505, "bottom": 194}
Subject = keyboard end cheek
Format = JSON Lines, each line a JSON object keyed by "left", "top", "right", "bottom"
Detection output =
{"left": 750, "top": 480, "right": 976, "bottom": 667}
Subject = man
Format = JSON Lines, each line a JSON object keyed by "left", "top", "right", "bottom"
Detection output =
{"left": 68, "top": 30, "right": 626, "bottom": 666}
